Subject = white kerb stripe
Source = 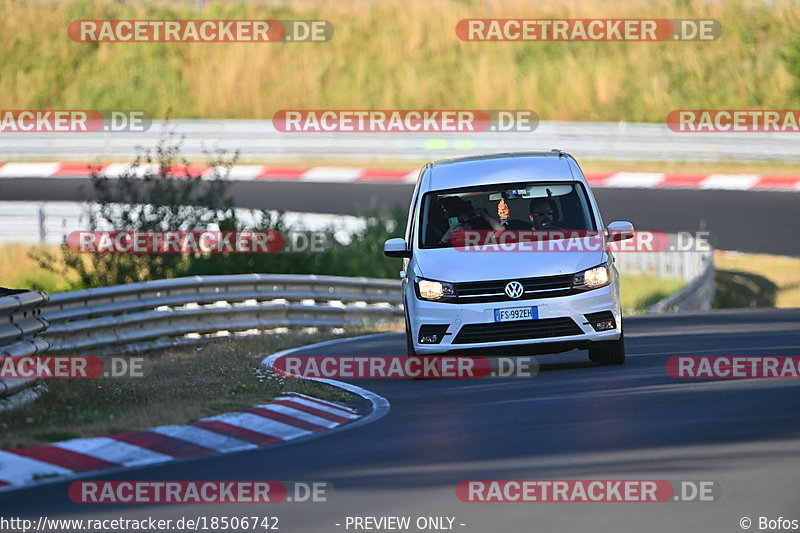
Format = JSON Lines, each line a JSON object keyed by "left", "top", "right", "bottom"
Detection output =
{"left": 225, "top": 165, "right": 266, "bottom": 180}
{"left": 257, "top": 404, "right": 339, "bottom": 428}
{"left": 206, "top": 411, "right": 312, "bottom": 440}
{"left": 0, "top": 163, "right": 61, "bottom": 178}
{"left": 0, "top": 450, "right": 72, "bottom": 485}
{"left": 300, "top": 167, "right": 363, "bottom": 182}
{"left": 700, "top": 174, "right": 761, "bottom": 190}
{"left": 273, "top": 396, "right": 359, "bottom": 419}
{"left": 150, "top": 425, "right": 256, "bottom": 453}
{"left": 403, "top": 170, "right": 419, "bottom": 183}
{"left": 101, "top": 163, "right": 136, "bottom": 178}
{"left": 53, "top": 437, "right": 172, "bottom": 467}
{"left": 602, "top": 172, "right": 666, "bottom": 188}
{"left": 282, "top": 392, "right": 357, "bottom": 413}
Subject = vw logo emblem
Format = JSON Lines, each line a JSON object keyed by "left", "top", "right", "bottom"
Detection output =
{"left": 504, "top": 281, "right": 524, "bottom": 299}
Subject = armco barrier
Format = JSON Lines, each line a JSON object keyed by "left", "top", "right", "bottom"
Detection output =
{"left": 42, "top": 274, "right": 404, "bottom": 351}
{"left": 0, "top": 275, "right": 402, "bottom": 408}
{"left": 613, "top": 235, "right": 715, "bottom": 312}
{"left": 0, "top": 289, "right": 50, "bottom": 405}
{"left": 645, "top": 254, "right": 716, "bottom": 313}
{"left": 1, "top": 246, "right": 713, "bottom": 408}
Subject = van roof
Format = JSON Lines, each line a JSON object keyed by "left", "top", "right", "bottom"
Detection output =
{"left": 425, "top": 151, "right": 582, "bottom": 191}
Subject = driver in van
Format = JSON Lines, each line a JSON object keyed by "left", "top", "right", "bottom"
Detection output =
{"left": 528, "top": 197, "right": 559, "bottom": 229}
{"left": 503, "top": 197, "right": 560, "bottom": 230}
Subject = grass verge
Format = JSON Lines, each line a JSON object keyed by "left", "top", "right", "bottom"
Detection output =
{"left": 714, "top": 251, "right": 800, "bottom": 308}
{"left": 620, "top": 274, "right": 686, "bottom": 315}
{"left": 0, "top": 244, "right": 78, "bottom": 294}
{"left": 0, "top": 330, "right": 384, "bottom": 449}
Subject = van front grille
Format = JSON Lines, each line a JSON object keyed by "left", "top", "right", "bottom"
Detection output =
{"left": 453, "top": 317, "right": 583, "bottom": 344}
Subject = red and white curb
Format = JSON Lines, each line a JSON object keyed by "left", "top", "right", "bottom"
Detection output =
{"left": 0, "top": 163, "right": 798, "bottom": 191}
{"left": 0, "top": 392, "right": 358, "bottom": 491}
{"left": 584, "top": 171, "right": 800, "bottom": 191}
{"left": 0, "top": 335, "right": 391, "bottom": 492}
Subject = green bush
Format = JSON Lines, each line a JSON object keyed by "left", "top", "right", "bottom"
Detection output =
{"left": 784, "top": 31, "right": 800, "bottom": 99}
{"left": 32, "top": 131, "right": 407, "bottom": 288}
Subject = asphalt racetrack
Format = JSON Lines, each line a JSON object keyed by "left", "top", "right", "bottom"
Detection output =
{"left": 2, "top": 307, "right": 799, "bottom": 533}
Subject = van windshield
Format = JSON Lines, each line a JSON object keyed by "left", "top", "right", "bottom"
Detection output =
{"left": 419, "top": 182, "right": 597, "bottom": 249}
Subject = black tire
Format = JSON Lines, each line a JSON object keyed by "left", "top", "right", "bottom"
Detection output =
{"left": 588, "top": 331, "right": 626, "bottom": 365}
{"left": 405, "top": 314, "right": 417, "bottom": 357}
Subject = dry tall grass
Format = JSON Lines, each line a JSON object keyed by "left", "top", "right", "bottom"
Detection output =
{"left": 1, "top": 0, "right": 798, "bottom": 121}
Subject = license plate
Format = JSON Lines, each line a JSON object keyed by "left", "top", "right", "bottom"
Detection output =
{"left": 494, "top": 306, "right": 538, "bottom": 322}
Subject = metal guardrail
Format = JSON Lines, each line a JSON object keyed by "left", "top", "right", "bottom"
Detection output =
{"left": 0, "top": 275, "right": 401, "bottom": 408}
{"left": 42, "top": 274, "right": 404, "bottom": 351}
{"left": 615, "top": 248, "right": 710, "bottom": 281}
{"left": 0, "top": 246, "right": 713, "bottom": 408}
{"left": 613, "top": 235, "right": 715, "bottom": 312}
{"left": 646, "top": 255, "right": 716, "bottom": 313}
{"left": 2, "top": 119, "right": 799, "bottom": 163}
{"left": 0, "top": 290, "right": 50, "bottom": 400}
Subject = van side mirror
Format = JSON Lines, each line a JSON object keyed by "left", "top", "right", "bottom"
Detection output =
{"left": 384, "top": 238, "right": 412, "bottom": 258}
{"left": 606, "top": 221, "right": 635, "bottom": 241}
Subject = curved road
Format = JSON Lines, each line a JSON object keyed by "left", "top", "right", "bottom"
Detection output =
{"left": 2, "top": 308, "right": 799, "bottom": 532}
{"left": 1, "top": 178, "right": 798, "bottom": 255}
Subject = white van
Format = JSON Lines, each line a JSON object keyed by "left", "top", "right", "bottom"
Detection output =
{"left": 384, "top": 151, "right": 634, "bottom": 365}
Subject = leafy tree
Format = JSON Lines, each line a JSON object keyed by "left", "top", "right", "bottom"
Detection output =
{"left": 32, "top": 129, "right": 408, "bottom": 289}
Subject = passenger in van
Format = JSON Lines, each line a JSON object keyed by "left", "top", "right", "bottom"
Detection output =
{"left": 434, "top": 197, "right": 504, "bottom": 245}
{"left": 425, "top": 197, "right": 452, "bottom": 244}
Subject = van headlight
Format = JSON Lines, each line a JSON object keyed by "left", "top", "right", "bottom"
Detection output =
{"left": 415, "top": 278, "right": 456, "bottom": 301}
{"left": 573, "top": 264, "right": 610, "bottom": 290}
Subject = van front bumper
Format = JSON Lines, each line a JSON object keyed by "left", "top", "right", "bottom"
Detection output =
{"left": 406, "top": 284, "right": 621, "bottom": 355}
